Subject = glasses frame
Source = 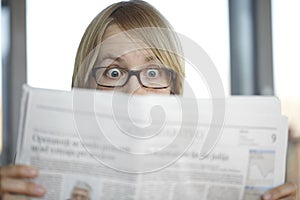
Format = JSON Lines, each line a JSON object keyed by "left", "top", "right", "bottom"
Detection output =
{"left": 92, "top": 66, "right": 174, "bottom": 89}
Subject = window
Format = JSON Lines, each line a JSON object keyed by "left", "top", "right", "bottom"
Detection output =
{"left": 272, "top": 0, "right": 300, "bottom": 137}
{"left": 272, "top": 0, "right": 300, "bottom": 98}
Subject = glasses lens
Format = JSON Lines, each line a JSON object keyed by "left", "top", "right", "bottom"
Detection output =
{"left": 94, "top": 67, "right": 128, "bottom": 87}
{"left": 140, "top": 67, "right": 172, "bottom": 88}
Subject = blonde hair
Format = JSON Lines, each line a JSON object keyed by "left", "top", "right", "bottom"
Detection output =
{"left": 72, "top": 0, "right": 185, "bottom": 94}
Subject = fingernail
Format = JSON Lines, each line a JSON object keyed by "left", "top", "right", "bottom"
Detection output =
{"left": 34, "top": 185, "right": 46, "bottom": 195}
{"left": 263, "top": 192, "right": 272, "bottom": 200}
{"left": 27, "top": 168, "right": 38, "bottom": 176}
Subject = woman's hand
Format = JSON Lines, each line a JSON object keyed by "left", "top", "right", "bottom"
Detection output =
{"left": 262, "top": 182, "right": 298, "bottom": 200}
{"left": 0, "top": 164, "right": 46, "bottom": 199}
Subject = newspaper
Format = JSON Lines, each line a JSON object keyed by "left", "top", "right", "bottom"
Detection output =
{"left": 15, "top": 85, "right": 288, "bottom": 200}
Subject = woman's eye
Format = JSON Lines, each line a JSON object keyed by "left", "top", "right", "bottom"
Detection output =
{"left": 146, "top": 69, "right": 159, "bottom": 78}
{"left": 106, "top": 68, "right": 121, "bottom": 78}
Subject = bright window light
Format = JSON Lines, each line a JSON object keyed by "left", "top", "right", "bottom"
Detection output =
{"left": 272, "top": 0, "right": 300, "bottom": 98}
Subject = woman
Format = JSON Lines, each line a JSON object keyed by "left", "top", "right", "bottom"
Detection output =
{"left": 0, "top": 1, "right": 297, "bottom": 199}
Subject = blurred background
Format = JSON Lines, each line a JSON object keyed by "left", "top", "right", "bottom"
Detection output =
{"left": 1, "top": 0, "right": 300, "bottom": 191}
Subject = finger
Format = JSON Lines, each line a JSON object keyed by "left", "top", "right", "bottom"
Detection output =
{"left": 0, "top": 177, "right": 46, "bottom": 197}
{"left": 1, "top": 193, "right": 30, "bottom": 200}
{"left": 0, "top": 165, "right": 38, "bottom": 178}
{"left": 273, "top": 197, "right": 296, "bottom": 200}
{"left": 262, "top": 183, "right": 297, "bottom": 200}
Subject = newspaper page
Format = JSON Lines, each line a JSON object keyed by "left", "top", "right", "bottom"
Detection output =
{"left": 15, "top": 85, "right": 288, "bottom": 200}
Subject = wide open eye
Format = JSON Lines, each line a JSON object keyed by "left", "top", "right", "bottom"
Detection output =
{"left": 146, "top": 69, "right": 159, "bottom": 78}
{"left": 106, "top": 68, "right": 122, "bottom": 79}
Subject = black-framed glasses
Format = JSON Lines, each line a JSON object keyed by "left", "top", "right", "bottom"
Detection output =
{"left": 92, "top": 65, "right": 174, "bottom": 89}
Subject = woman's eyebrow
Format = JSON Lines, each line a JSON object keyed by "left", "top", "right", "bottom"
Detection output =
{"left": 100, "top": 53, "right": 160, "bottom": 63}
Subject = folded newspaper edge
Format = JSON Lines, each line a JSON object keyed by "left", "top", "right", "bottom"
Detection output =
{"left": 15, "top": 84, "right": 288, "bottom": 200}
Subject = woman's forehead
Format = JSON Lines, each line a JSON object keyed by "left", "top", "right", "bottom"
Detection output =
{"left": 97, "top": 48, "right": 159, "bottom": 65}
{"left": 99, "top": 40, "right": 155, "bottom": 62}
{"left": 102, "top": 24, "right": 143, "bottom": 44}
{"left": 101, "top": 27, "right": 147, "bottom": 49}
